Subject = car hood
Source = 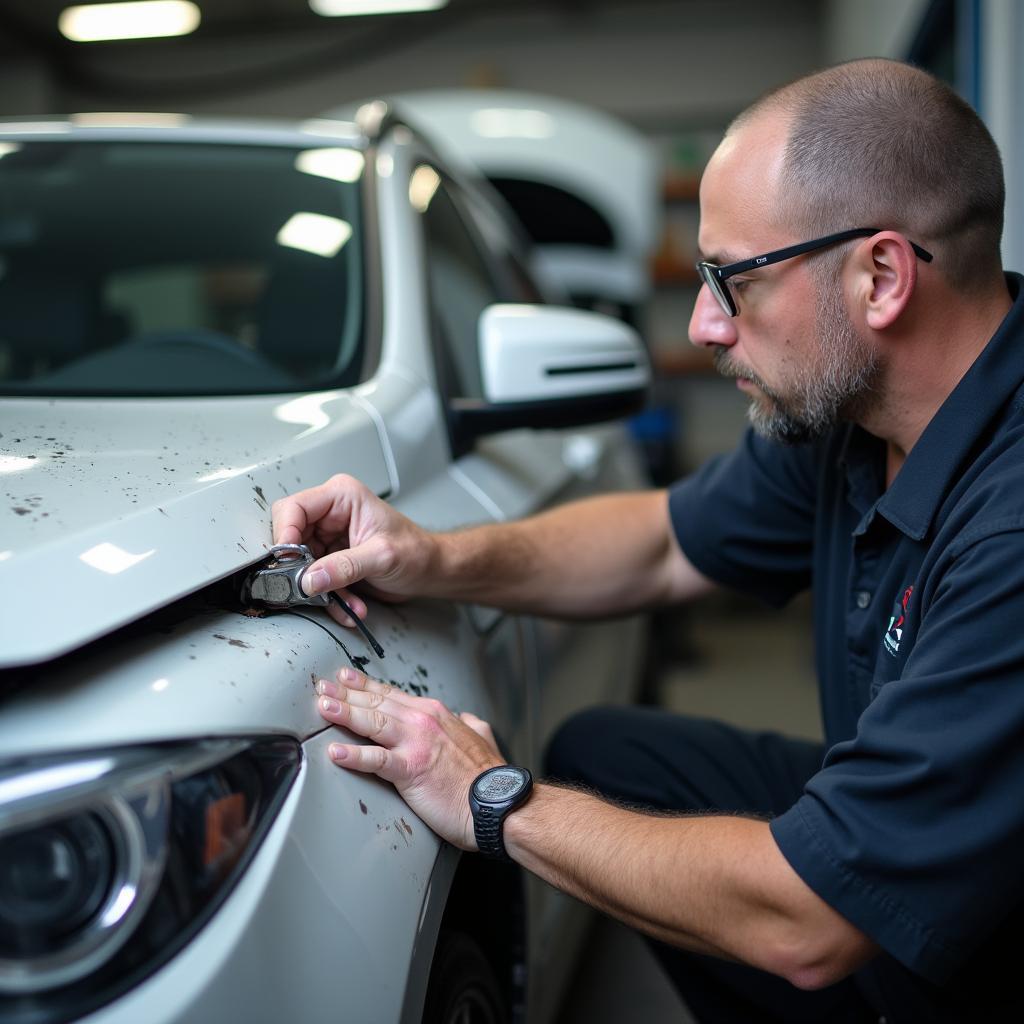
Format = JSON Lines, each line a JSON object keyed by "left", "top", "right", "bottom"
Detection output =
{"left": 0, "top": 391, "right": 395, "bottom": 667}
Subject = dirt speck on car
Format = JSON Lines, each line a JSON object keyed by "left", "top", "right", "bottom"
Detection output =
{"left": 212, "top": 633, "right": 252, "bottom": 649}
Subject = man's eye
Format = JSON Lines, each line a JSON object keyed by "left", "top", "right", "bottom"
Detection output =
{"left": 731, "top": 278, "right": 751, "bottom": 292}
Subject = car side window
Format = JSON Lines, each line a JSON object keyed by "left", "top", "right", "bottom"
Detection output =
{"left": 416, "top": 169, "right": 505, "bottom": 401}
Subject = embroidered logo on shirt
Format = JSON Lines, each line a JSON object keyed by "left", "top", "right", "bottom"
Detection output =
{"left": 883, "top": 585, "right": 914, "bottom": 657}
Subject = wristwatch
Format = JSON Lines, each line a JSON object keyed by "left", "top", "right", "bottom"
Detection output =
{"left": 469, "top": 765, "right": 533, "bottom": 861}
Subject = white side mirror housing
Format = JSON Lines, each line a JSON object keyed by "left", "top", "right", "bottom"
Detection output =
{"left": 478, "top": 304, "right": 650, "bottom": 404}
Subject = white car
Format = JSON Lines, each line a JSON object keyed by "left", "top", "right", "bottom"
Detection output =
{"left": 0, "top": 106, "right": 650, "bottom": 1024}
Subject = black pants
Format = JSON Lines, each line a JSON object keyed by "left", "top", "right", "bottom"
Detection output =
{"left": 544, "top": 706, "right": 879, "bottom": 1023}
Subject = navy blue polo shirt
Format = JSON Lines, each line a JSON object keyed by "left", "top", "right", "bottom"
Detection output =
{"left": 669, "top": 274, "right": 1024, "bottom": 1016}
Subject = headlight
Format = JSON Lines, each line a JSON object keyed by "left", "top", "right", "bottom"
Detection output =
{"left": 0, "top": 738, "right": 300, "bottom": 1023}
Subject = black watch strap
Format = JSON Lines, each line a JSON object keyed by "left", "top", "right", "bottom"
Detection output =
{"left": 473, "top": 805, "right": 510, "bottom": 861}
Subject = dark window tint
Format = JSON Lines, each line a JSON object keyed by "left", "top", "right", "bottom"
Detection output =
{"left": 488, "top": 177, "right": 615, "bottom": 249}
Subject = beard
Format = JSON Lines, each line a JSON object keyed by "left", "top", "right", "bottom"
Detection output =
{"left": 712, "top": 282, "right": 881, "bottom": 444}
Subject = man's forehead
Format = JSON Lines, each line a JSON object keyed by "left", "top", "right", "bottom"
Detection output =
{"left": 698, "top": 111, "right": 790, "bottom": 261}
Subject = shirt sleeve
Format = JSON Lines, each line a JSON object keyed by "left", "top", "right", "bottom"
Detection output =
{"left": 668, "top": 428, "right": 820, "bottom": 607}
{"left": 771, "top": 525, "right": 1024, "bottom": 983}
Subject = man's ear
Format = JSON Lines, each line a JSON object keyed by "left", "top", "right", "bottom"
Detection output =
{"left": 853, "top": 232, "right": 919, "bottom": 330}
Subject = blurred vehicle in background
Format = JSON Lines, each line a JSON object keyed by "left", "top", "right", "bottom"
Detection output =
{"left": 325, "top": 89, "right": 662, "bottom": 326}
{"left": 0, "top": 106, "right": 650, "bottom": 1023}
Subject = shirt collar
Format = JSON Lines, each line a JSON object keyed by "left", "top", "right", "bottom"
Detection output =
{"left": 876, "top": 272, "right": 1024, "bottom": 540}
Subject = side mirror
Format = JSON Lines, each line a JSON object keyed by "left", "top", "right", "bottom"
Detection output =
{"left": 448, "top": 304, "right": 650, "bottom": 447}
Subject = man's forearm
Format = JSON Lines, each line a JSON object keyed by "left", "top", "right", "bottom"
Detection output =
{"left": 426, "top": 490, "right": 710, "bottom": 618}
{"left": 503, "top": 783, "right": 878, "bottom": 989}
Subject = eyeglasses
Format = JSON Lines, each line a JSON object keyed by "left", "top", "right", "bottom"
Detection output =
{"left": 695, "top": 227, "right": 934, "bottom": 317}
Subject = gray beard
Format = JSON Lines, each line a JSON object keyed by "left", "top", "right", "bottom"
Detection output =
{"left": 713, "top": 286, "right": 880, "bottom": 444}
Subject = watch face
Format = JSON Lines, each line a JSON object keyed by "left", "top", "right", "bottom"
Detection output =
{"left": 473, "top": 767, "right": 525, "bottom": 803}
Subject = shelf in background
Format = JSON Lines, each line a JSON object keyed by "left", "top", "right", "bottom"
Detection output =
{"left": 652, "top": 261, "right": 699, "bottom": 285}
{"left": 652, "top": 345, "right": 715, "bottom": 376}
{"left": 663, "top": 174, "right": 701, "bottom": 201}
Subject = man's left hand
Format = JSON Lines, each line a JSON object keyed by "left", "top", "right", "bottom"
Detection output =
{"left": 315, "top": 667, "right": 504, "bottom": 850}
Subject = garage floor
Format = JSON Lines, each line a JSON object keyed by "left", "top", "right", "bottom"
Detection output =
{"left": 557, "top": 591, "right": 821, "bottom": 1023}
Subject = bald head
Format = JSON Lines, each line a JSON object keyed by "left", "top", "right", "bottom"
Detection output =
{"left": 731, "top": 59, "right": 1005, "bottom": 291}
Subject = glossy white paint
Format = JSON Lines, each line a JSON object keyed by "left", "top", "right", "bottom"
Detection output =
{"left": 0, "top": 392, "right": 393, "bottom": 666}
{"left": 479, "top": 303, "right": 650, "bottom": 404}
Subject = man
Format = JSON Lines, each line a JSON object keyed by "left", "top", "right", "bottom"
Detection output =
{"left": 272, "top": 59, "right": 1023, "bottom": 1021}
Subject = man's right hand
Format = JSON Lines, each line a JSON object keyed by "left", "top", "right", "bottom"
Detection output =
{"left": 271, "top": 474, "right": 437, "bottom": 626}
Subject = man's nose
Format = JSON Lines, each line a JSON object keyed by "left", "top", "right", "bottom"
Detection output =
{"left": 689, "top": 284, "right": 738, "bottom": 348}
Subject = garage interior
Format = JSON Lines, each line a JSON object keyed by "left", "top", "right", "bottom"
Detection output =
{"left": 1, "top": 2, "right": 1020, "bottom": 1021}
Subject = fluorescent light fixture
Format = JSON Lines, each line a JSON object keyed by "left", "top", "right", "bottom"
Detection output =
{"left": 310, "top": 0, "right": 448, "bottom": 17}
{"left": 471, "top": 108, "right": 556, "bottom": 139}
{"left": 59, "top": 1, "right": 201, "bottom": 43}
{"left": 295, "top": 148, "right": 365, "bottom": 184}
{"left": 276, "top": 212, "right": 353, "bottom": 258}
{"left": 409, "top": 165, "right": 441, "bottom": 212}
{"left": 80, "top": 542, "right": 156, "bottom": 574}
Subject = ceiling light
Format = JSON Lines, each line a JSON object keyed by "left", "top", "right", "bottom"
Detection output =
{"left": 309, "top": 0, "right": 448, "bottom": 17}
{"left": 59, "top": 2, "right": 201, "bottom": 43}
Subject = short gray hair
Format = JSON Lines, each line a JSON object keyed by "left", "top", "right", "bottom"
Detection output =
{"left": 736, "top": 59, "right": 1004, "bottom": 291}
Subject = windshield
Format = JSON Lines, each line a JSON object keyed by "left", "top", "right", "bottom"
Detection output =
{"left": 0, "top": 139, "right": 365, "bottom": 396}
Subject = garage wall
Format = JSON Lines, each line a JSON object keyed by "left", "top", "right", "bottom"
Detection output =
{"left": 824, "top": 0, "right": 931, "bottom": 62}
{"left": 980, "top": 0, "right": 1024, "bottom": 273}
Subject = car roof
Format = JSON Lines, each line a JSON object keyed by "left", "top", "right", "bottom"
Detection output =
{"left": 0, "top": 113, "right": 367, "bottom": 148}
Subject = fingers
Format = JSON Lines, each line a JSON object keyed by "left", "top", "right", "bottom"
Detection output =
{"left": 271, "top": 474, "right": 367, "bottom": 547}
{"left": 317, "top": 667, "right": 431, "bottom": 710}
{"left": 317, "top": 691, "right": 410, "bottom": 747}
{"left": 316, "top": 668, "right": 502, "bottom": 849}
{"left": 317, "top": 667, "right": 497, "bottom": 749}
{"left": 270, "top": 489, "right": 323, "bottom": 547}
{"left": 327, "top": 742, "right": 404, "bottom": 783}
{"left": 301, "top": 534, "right": 399, "bottom": 598}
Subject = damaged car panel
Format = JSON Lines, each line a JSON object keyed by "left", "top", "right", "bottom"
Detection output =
{"left": 0, "top": 110, "right": 648, "bottom": 1024}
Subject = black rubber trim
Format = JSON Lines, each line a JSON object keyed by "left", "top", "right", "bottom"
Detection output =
{"left": 449, "top": 387, "right": 647, "bottom": 453}
{"left": 544, "top": 361, "right": 638, "bottom": 376}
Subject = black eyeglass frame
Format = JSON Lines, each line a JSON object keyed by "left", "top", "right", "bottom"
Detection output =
{"left": 695, "top": 227, "right": 934, "bottom": 317}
